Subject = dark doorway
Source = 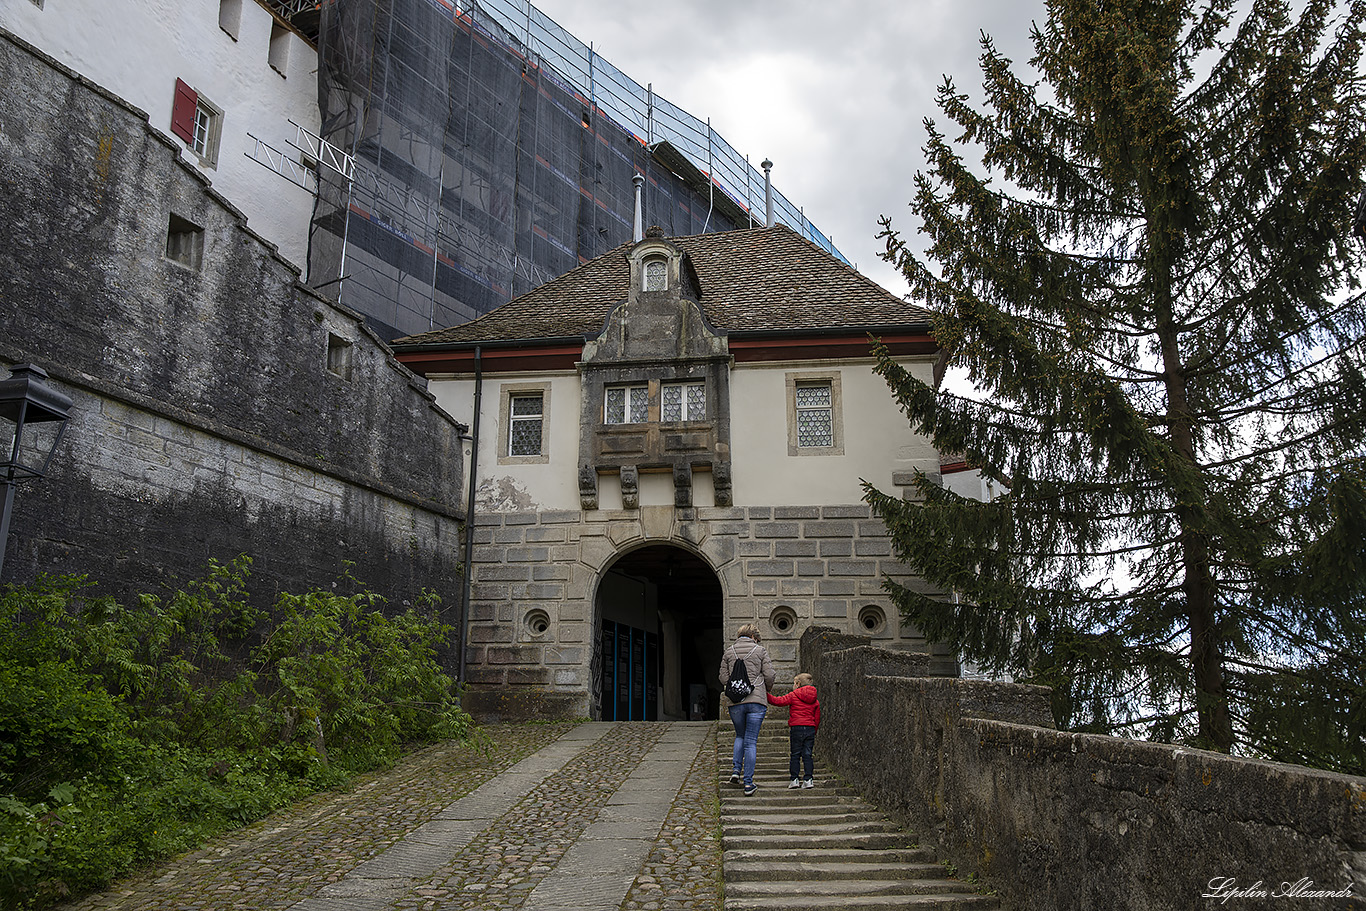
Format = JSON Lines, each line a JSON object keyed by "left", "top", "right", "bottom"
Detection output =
{"left": 594, "top": 544, "right": 724, "bottom": 721}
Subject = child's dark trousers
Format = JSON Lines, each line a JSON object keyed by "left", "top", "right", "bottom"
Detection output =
{"left": 789, "top": 725, "right": 816, "bottom": 780}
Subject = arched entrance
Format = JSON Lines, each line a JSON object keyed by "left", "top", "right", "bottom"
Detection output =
{"left": 593, "top": 543, "right": 724, "bottom": 721}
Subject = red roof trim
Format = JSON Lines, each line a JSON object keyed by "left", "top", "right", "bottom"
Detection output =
{"left": 729, "top": 333, "right": 936, "bottom": 362}
{"left": 396, "top": 332, "right": 938, "bottom": 377}
{"left": 398, "top": 345, "right": 582, "bottom": 376}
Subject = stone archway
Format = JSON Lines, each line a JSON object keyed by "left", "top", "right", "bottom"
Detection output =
{"left": 593, "top": 543, "right": 724, "bottom": 721}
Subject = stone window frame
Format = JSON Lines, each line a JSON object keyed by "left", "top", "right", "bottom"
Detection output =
{"left": 498, "top": 381, "right": 551, "bottom": 465}
{"left": 785, "top": 370, "right": 844, "bottom": 456}
{"left": 172, "top": 79, "right": 218, "bottom": 168}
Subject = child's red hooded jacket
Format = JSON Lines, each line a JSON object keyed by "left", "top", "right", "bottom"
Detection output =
{"left": 767, "top": 685, "right": 821, "bottom": 728}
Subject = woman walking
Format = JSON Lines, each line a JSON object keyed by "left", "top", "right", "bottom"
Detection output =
{"left": 719, "top": 623, "right": 775, "bottom": 796}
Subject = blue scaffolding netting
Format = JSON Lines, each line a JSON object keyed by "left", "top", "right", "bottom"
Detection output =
{"left": 307, "top": 0, "right": 846, "bottom": 341}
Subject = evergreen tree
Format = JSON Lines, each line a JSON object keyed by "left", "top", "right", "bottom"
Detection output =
{"left": 869, "top": 0, "right": 1366, "bottom": 767}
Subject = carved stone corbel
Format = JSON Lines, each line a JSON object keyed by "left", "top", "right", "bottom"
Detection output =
{"left": 713, "top": 460, "right": 733, "bottom": 507}
{"left": 673, "top": 463, "right": 692, "bottom": 508}
{"left": 620, "top": 465, "right": 639, "bottom": 510}
{"left": 579, "top": 463, "right": 598, "bottom": 511}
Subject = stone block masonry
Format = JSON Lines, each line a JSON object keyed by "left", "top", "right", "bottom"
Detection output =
{"left": 801, "top": 630, "right": 1366, "bottom": 911}
{"left": 462, "top": 504, "right": 957, "bottom": 719}
{"left": 0, "top": 32, "right": 466, "bottom": 628}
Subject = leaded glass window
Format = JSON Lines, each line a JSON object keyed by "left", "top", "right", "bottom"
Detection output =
{"left": 644, "top": 259, "right": 667, "bottom": 292}
{"left": 662, "top": 382, "right": 705, "bottom": 421}
{"left": 509, "top": 393, "right": 543, "bottom": 456}
{"left": 795, "top": 382, "right": 833, "bottom": 448}
{"left": 605, "top": 385, "right": 648, "bottom": 424}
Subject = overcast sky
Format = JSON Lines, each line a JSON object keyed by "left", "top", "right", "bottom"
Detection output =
{"left": 530, "top": 0, "right": 1050, "bottom": 300}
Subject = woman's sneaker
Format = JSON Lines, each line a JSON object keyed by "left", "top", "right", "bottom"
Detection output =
{"left": 802, "top": 778, "right": 815, "bottom": 789}
{"left": 788, "top": 778, "right": 801, "bottom": 789}
{"left": 729, "top": 772, "right": 741, "bottom": 786}
{"left": 744, "top": 783, "right": 758, "bottom": 796}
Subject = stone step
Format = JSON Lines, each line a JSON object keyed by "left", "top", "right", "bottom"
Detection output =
{"left": 724, "top": 819, "right": 905, "bottom": 837}
{"left": 716, "top": 728, "right": 995, "bottom": 911}
{"left": 721, "top": 810, "right": 890, "bottom": 826}
{"left": 724, "top": 831, "right": 914, "bottom": 851}
{"left": 724, "top": 891, "right": 999, "bottom": 911}
{"left": 725, "top": 847, "right": 937, "bottom": 866}
{"left": 720, "top": 788, "right": 860, "bottom": 802}
{"left": 728, "top": 878, "right": 987, "bottom": 899}
{"left": 725, "top": 860, "right": 948, "bottom": 882}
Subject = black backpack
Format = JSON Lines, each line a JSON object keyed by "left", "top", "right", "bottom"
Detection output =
{"left": 725, "top": 647, "right": 755, "bottom": 702}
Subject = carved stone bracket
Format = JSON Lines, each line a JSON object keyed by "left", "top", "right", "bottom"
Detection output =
{"left": 620, "top": 465, "right": 639, "bottom": 510}
{"left": 713, "top": 460, "right": 733, "bottom": 507}
{"left": 673, "top": 463, "right": 692, "bottom": 508}
{"left": 579, "top": 463, "right": 598, "bottom": 511}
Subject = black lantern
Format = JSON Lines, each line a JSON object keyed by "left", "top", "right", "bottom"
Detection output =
{"left": 0, "top": 364, "right": 74, "bottom": 580}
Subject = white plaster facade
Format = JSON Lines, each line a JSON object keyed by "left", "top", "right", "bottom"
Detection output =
{"left": 432, "top": 355, "right": 944, "bottom": 513}
{"left": 1, "top": 0, "right": 318, "bottom": 270}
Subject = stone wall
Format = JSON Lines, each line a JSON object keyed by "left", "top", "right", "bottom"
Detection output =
{"left": 802, "top": 629, "right": 1366, "bottom": 911}
{"left": 0, "top": 32, "right": 466, "bottom": 622}
{"left": 462, "top": 504, "right": 957, "bottom": 720}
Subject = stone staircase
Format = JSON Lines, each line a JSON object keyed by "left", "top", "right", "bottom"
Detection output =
{"left": 718, "top": 726, "right": 998, "bottom": 911}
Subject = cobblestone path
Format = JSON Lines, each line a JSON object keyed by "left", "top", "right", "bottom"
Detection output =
{"left": 55, "top": 722, "right": 722, "bottom": 911}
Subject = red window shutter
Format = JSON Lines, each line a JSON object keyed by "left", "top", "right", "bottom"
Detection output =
{"left": 170, "top": 79, "right": 198, "bottom": 143}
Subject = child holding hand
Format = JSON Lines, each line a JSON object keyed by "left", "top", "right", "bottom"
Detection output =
{"left": 767, "top": 673, "right": 821, "bottom": 788}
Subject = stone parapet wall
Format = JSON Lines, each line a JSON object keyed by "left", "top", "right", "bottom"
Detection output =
{"left": 801, "top": 629, "right": 1366, "bottom": 911}
{"left": 461, "top": 504, "right": 956, "bottom": 720}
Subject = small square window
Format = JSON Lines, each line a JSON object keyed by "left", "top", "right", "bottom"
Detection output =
{"left": 165, "top": 214, "right": 204, "bottom": 270}
{"left": 219, "top": 0, "right": 243, "bottom": 39}
{"left": 509, "top": 393, "right": 544, "bottom": 456}
{"left": 326, "top": 334, "right": 353, "bottom": 379}
{"left": 662, "top": 382, "right": 705, "bottom": 421}
{"left": 269, "top": 22, "right": 290, "bottom": 75}
{"left": 605, "top": 385, "right": 648, "bottom": 424}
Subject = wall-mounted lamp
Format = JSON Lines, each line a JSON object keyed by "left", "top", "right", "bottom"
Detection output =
{"left": 0, "top": 364, "right": 73, "bottom": 581}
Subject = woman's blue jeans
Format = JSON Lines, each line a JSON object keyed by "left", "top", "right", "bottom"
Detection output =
{"left": 729, "top": 702, "right": 767, "bottom": 787}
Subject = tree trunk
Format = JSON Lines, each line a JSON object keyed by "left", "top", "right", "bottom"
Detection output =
{"left": 1158, "top": 318, "right": 1234, "bottom": 751}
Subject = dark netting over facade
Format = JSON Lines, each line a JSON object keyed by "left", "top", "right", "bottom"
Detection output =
{"left": 307, "top": 0, "right": 845, "bottom": 341}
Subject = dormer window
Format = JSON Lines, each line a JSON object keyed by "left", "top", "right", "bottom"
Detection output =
{"left": 643, "top": 258, "right": 667, "bottom": 292}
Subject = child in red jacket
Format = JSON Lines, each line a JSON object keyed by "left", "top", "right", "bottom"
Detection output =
{"left": 767, "top": 673, "right": 821, "bottom": 788}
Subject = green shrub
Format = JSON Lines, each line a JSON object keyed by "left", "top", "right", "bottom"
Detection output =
{"left": 0, "top": 559, "right": 475, "bottom": 910}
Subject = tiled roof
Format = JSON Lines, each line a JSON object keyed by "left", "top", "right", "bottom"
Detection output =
{"left": 392, "top": 225, "right": 932, "bottom": 348}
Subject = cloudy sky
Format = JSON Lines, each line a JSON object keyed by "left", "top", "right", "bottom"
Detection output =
{"left": 530, "top": 0, "right": 1049, "bottom": 300}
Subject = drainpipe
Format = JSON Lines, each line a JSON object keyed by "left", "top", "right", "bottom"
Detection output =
{"left": 459, "top": 345, "right": 482, "bottom": 686}
{"left": 761, "top": 159, "right": 774, "bottom": 228}
{"left": 632, "top": 172, "right": 644, "bottom": 242}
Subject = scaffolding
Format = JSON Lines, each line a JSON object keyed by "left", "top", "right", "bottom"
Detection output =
{"left": 305, "top": 0, "right": 846, "bottom": 341}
